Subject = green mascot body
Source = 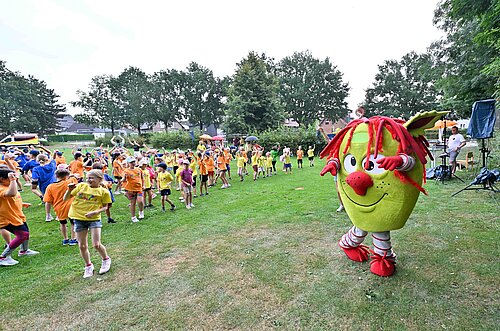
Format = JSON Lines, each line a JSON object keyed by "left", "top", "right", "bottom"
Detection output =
{"left": 320, "top": 111, "right": 446, "bottom": 276}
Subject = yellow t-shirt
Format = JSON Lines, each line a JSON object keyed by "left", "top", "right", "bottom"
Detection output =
{"left": 69, "top": 183, "right": 112, "bottom": 221}
{"left": 307, "top": 149, "right": 315, "bottom": 158}
{"left": 189, "top": 160, "right": 198, "bottom": 176}
{"left": 157, "top": 172, "right": 173, "bottom": 190}
{"left": 258, "top": 156, "right": 265, "bottom": 167}
{"left": 142, "top": 168, "right": 151, "bottom": 189}
{"left": 284, "top": 155, "right": 291, "bottom": 164}
{"left": 165, "top": 156, "right": 173, "bottom": 168}
{"left": 158, "top": 171, "right": 174, "bottom": 190}
{"left": 266, "top": 156, "right": 273, "bottom": 168}
{"left": 236, "top": 156, "right": 246, "bottom": 168}
{"left": 251, "top": 154, "right": 259, "bottom": 166}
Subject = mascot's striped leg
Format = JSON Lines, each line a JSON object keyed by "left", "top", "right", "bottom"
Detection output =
{"left": 338, "top": 226, "right": 370, "bottom": 262}
{"left": 370, "top": 231, "right": 396, "bottom": 277}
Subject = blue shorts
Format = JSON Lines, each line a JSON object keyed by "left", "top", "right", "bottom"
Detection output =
{"left": 284, "top": 163, "right": 292, "bottom": 169}
{"left": 226, "top": 164, "right": 231, "bottom": 171}
{"left": 73, "top": 220, "right": 103, "bottom": 232}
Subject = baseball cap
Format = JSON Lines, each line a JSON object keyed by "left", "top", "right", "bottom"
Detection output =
{"left": 182, "top": 159, "right": 190, "bottom": 165}
{"left": 126, "top": 156, "right": 136, "bottom": 163}
{"left": 157, "top": 163, "right": 167, "bottom": 170}
{"left": 56, "top": 151, "right": 63, "bottom": 156}
{"left": 138, "top": 159, "right": 149, "bottom": 166}
{"left": 29, "top": 150, "right": 40, "bottom": 156}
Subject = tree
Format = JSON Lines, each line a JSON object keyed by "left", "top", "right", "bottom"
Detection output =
{"left": 72, "top": 75, "right": 124, "bottom": 136}
{"left": 114, "top": 67, "right": 154, "bottom": 135}
{"left": 363, "top": 52, "right": 442, "bottom": 118}
{"left": 224, "top": 52, "right": 285, "bottom": 133}
{"left": 0, "top": 61, "right": 65, "bottom": 136}
{"left": 276, "top": 51, "right": 350, "bottom": 126}
{"left": 150, "top": 69, "right": 184, "bottom": 132}
{"left": 431, "top": 0, "right": 499, "bottom": 117}
{"left": 182, "top": 62, "right": 224, "bottom": 130}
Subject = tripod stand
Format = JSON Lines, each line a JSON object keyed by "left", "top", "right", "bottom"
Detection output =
{"left": 452, "top": 138, "right": 499, "bottom": 196}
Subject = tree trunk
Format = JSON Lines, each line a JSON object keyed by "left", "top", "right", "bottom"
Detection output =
{"left": 199, "top": 121, "right": 203, "bottom": 131}
{"left": 137, "top": 125, "right": 141, "bottom": 135}
{"left": 163, "top": 121, "right": 169, "bottom": 133}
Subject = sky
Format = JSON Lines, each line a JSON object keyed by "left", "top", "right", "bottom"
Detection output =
{"left": 1, "top": 0, "right": 444, "bottom": 115}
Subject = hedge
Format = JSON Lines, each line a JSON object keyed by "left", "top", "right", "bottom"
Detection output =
{"left": 48, "top": 134, "right": 94, "bottom": 142}
{"left": 253, "top": 127, "right": 327, "bottom": 155}
{"left": 95, "top": 135, "right": 149, "bottom": 148}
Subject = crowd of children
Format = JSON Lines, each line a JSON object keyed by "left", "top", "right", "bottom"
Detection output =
{"left": 0, "top": 138, "right": 317, "bottom": 277}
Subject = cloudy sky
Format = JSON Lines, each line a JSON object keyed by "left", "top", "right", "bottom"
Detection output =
{"left": 1, "top": 0, "right": 443, "bottom": 115}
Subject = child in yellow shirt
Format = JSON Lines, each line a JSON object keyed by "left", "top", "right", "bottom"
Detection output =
{"left": 156, "top": 163, "right": 176, "bottom": 212}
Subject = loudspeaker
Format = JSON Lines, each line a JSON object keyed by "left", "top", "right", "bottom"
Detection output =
{"left": 467, "top": 99, "right": 496, "bottom": 139}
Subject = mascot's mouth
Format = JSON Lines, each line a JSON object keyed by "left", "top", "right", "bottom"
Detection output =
{"left": 340, "top": 181, "right": 388, "bottom": 207}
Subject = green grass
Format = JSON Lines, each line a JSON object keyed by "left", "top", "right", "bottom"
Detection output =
{"left": 0, "top": 157, "right": 499, "bottom": 330}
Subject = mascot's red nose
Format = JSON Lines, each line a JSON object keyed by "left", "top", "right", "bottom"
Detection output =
{"left": 346, "top": 171, "right": 373, "bottom": 196}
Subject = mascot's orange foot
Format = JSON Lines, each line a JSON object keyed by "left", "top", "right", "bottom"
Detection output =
{"left": 338, "top": 242, "right": 370, "bottom": 262}
{"left": 370, "top": 252, "right": 396, "bottom": 277}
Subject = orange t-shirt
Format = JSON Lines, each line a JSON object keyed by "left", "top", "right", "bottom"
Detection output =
{"left": 69, "top": 160, "right": 84, "bottom": 178}
{"left": 0, "top": 160, "right": 18, "bottom": 170}
{"left": 198, "top": 159, "right": 208, "bottom": 175}
{"left": 43, "top": 178, "right": 78, "bottom": 220}
{"left": 113, "top": 159, "right": 124, "bottom": 177}
{"left": 122, "top": 168, "right": 143, "bottom": 192}
{"left": 296, "top": 150, "right": 304, "bottom": 160}
{"left": 224, "top": 152, "right": 232, "bottom": 164}
{"left": 206, "top": 158, "right": 215, "bottom": 172}
{"left": 55, "top": 156, "right": 67, "bottom": 166}
{"left": 0, "top": 185, "right": 26, "bottom": 227}
{"left": 217, "top": 155, "right": 227, "bottom": 171}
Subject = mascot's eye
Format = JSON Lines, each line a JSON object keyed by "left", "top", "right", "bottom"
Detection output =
{"left": 343, "top": 154, "right": 357, "bottom": 173}
{"left": 362, "top": 154, "right": 386, "bottom": 175}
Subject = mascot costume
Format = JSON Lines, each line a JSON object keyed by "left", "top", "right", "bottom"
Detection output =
{"left": 320, "top": 110, "right": 447, "bottom": 277}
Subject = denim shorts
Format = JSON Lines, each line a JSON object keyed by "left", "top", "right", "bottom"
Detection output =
{"left": 73, "top": 219, "right": 103, "bottom": 232}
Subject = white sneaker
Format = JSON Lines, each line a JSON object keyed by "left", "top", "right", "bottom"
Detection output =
{"left": 0, "top": 256, "right": 19, "bottom": 266}
{"left": 151, "top": 193, "right": 157, "bottom": 199}
{"left": 226, "top": 183, "right": 231, "bottom": 187}
{"left": 99, "top": 258, "right": 111, "bottom": 274}
{"left": 138, "top": 211, "right": 144, "bottom": 219}
{"left": 45, "top": 215, "right": 53, "bottom": 222}
{"left": 336, "top": 205, "right": 344, "bottom": 212}
{"left": 221, "top": 185, "right": 226, "bottom": 189}
{"left": 114, "top": 191, "right": 121, "bottom": 195}
{"left": 186, "top": 205, "right": 191, "bottom": 210}
{"left": 190, "top": 203, "right": 195, "bottom": 208}
{"left": 83, "top": 264, "right": 94, "bottom": 278}
{"left": 131, "top": 216, "right": 140, "bottom": 223}
{"left": 24, "top": 183, "right": 31, "bottom": 187}
{"left": 18, "top": 249, "right": 39, "bottom": 257}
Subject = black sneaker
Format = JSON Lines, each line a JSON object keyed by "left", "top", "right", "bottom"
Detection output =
{"left": 162, "top": 207, "right": 166, "bottom": 212}
{"left": 107, "top": 218, "right": 117, "bottom": 224}
{"left": 170, "top": 205, "right": 176, "bottom": 211}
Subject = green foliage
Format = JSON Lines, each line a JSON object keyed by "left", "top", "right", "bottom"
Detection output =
{"left": 182, "top": 62, "right": 224, "bottom": 130}
{"left": 432, "top": 0, "right": 499, "bottom": 116}
{"left": 0, "top": 61, "right": 65, "bottom": 136}
{"left": 94, "top": 135, "right": 149, "bottom": 148}
{"left": 276, "top": 50, "right": 350, "bottom": 126}
{"left": 71, "top": 75, "right": 125, "bottom": 136}
{"left": 47, "top": 134, "right": 94, "bottom": 142}
{"left": 148, "top": 130, "right": 198, "bottom": 150}
{"left": 150, "top": 69, "right": 184, "bottom": 131}
{"left": 224, "top": 52, "right": 285, "bottom": 134}
{"left": 254, "top": 126, "right": 326, "bottom": 154}
{"left": 364, "top": 52, "right": 442, "bottom": 118}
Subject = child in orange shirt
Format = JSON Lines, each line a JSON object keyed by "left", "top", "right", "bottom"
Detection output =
{"left": 223, "top": 148, "right": 233, "bottom": 180}
{"left": 296, "top": 146, "right": 304, "bottom": 169}
{"left": 205, "top": 152, "right": 215, "bottom": 186}
{"left": 122, "top": 157, "right": 144, "bottom": 223}
{"left": 44, "top": 168, "right": 78, "bottom": 245}
{"left": 0, "top": 168, "right": 38, "bottom": 266}
{"left": 69, "top": 152, "right": 84, "bottom": 180}
{"left": 198, "top": 152, "right": 209, "bottom": 196}
{"left": 216, "top": 150, "right": 230, "bottom": 189}
{"left": 112, "top": 154, "right": 125, "bottom": 194}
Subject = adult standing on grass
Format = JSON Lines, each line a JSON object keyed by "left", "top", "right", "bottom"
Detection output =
{"left": 447, "top": 126, "right": 466, "bottom": 175}
{"left": 0, "top": 167, "right": 38, "bottom": 267}
{"left": 270, "top": 144, "right": 280, "bottom": 175}
{"left": 64, "top": 169, "right": 112, "bottom": 278}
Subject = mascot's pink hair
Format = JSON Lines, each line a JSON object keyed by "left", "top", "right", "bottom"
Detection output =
{"left": 320, "top": 116, "right": 433, "bottom": 194}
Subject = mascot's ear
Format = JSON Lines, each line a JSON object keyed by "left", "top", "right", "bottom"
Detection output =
{"left": 404, "top": 110, "right": 449, "bottom": 137}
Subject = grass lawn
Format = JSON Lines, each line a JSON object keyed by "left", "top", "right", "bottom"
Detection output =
{"left": 0, "top": 156, "right": 498, "bottom": 330}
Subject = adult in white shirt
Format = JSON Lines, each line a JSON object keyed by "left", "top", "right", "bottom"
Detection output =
{"left": 447, "top": 126, "right": 466, "bottom": 174}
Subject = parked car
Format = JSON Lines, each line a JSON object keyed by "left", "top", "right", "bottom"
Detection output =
{"left": 0, "top": 134, "right": 40, "bottom": 147}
